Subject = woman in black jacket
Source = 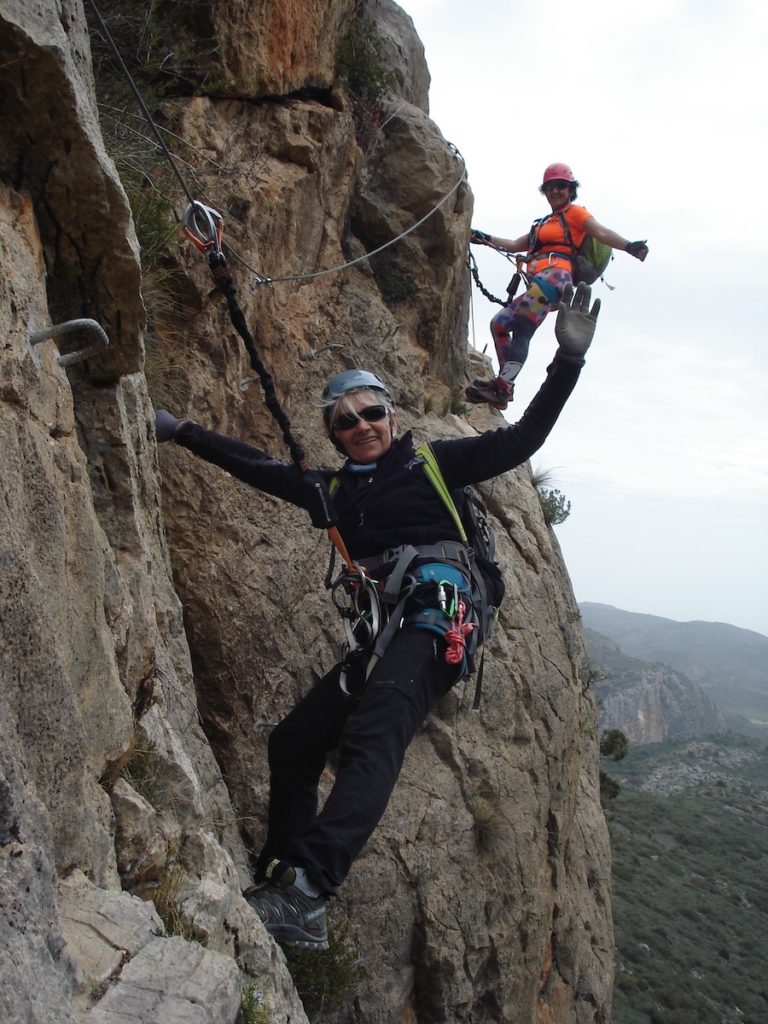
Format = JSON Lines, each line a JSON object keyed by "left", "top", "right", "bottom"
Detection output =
{"left": 155, "top": 283, "right": 600, "bottom": 950}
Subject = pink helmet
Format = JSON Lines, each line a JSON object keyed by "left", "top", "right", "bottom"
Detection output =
{"left": 542, "top": 162, "right": 576, "bottom": 184}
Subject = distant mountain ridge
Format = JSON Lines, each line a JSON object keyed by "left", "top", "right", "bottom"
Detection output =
{"left": 580, "top": 602, "right": 768, "bottom": 728}
{"left": 586, "top": 628, "right": 725, "bottom": 744}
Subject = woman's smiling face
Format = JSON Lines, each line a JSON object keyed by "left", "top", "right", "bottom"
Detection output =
{"left": 542, "top": 179, "right": 572, "bottom": 211}
{"left": 332, "top": 392, "right": 397, "bottom": 463}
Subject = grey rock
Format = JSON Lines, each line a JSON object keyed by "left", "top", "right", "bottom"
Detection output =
{"left": 111, "top": 779, "right": 168, "bottom": 886}
{"left": 362, "top": 0, "right": 431, "bottom": 111}
{"left": 86, "top": 937, "right": 241, "bottom": 1024}
{"left": 59, "top": 869, "right": 163, "bottom": 1014}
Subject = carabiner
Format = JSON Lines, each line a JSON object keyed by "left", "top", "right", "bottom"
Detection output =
{"left": 181, "top": 201, "right": 224, "bottom": 257}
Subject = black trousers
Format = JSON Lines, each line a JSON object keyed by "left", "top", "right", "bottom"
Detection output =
{"left": 256, "top": 629, "right": 459, "bottom": 894}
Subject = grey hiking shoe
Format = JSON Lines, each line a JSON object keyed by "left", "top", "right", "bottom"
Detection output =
{"left": 244, "top": 860, "right": 328, "bottom": 950}
{"left": 464, "top": 376, "right": 514, "bottom": 410}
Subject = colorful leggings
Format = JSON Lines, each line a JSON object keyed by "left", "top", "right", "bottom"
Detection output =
{"left": 490, "top": 267, "right": 572, "bottom": 369}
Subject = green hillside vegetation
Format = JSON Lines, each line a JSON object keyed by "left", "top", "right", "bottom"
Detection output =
{"left": 604, "top": 735, "right": 768, "bottom": 1024}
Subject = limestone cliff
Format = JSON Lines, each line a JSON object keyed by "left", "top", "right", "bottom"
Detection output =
{"left": 0, "top": 1, "right": 613, "bottom": 1022}
{"left": 587, "top": 629, "right": 726, "bottom": 746}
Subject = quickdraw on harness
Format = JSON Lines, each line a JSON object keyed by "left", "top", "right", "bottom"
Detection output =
{"left": 181, "top": 200, "right": 358, "bottom": 573}
{"left": 329, "top": 561, "right": 383, "bottom": 696}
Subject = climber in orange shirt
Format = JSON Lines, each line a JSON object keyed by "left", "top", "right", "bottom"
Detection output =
{"left": 466, "top": 162, "right": 648, "bottom": 410}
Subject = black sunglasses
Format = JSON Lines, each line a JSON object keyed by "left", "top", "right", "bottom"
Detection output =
{"left": 542, "top": 180, "right": 570, "bottom": 193}
{"left": 333, "top": 404, "right": 388, "bottom": 432}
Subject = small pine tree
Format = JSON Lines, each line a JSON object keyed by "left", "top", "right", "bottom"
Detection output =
{"left": 538, "top": 487, "right": 571, "bottom": 526}
{"left": 600, "top": 728, "right": 629, "bottom": 761}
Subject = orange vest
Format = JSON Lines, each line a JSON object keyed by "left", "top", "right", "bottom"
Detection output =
{"left": 528, "top": 204, "right": 592, "bottom": 275}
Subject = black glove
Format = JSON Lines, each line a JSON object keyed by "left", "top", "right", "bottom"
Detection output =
{"left": 470, "top": 229, "right": 492, "bottom": 244}
{"left": 299, "top": 469, "right": 337, "bottom": 529}
{"left": 155, "top": 409, "right": 187, "bottom": 442}
{"left": 554, "top": 283, "right": 601, "bottom": 360}
{"left": 625, "top": 239, "right": 648, "bottom": 261}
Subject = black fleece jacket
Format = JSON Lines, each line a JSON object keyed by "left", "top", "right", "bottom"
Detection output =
{"left": 175, "top": 355, "right": 582, "bottom": 560}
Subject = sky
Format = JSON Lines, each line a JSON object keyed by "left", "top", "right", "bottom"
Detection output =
{"left": 402, "top": 0, "right": 768, "bottom": 635}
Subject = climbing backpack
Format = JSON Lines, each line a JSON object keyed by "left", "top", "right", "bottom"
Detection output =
{"left": 529, "top": 213, "right": 612, "bottom": 286}
{"left": 557, "top": 213, "right": 612, "bottom": 285}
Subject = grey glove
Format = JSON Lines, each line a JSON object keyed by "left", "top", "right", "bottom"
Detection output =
{"left": 626, "top": 239, "right": 648, "bottom": 261}
{"left": 470, "top": 229, "right": 492, "bottom": 244}
{"left": 155, "top": 409, "right": 186, "bottom": 442}
{"left": 554, "top": 283, "right": 601, "bottom": 360}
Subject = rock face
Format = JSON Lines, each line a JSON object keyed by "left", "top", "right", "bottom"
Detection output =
{"left": 0, "top": 1, "right": 613, "bottom": 1022}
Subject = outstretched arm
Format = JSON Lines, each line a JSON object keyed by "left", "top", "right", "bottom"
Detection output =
{"left": 433, "top": 284, "right": 601, "bottom": 486}
{"left": 471, "top": 229, "right": 530, "bottom": 253}
{"left": 155, "top": 413, "right": 336, "bottom": 527}
{"left": 584, "top": 217, "right": 648, "bottom": 260}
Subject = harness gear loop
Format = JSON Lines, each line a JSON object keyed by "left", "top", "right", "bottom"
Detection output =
{"left": 331, "top": 567, "right": 384, "bottom": 695}
{"left": 332, "top": 568, "right": 382, "bottom": 650}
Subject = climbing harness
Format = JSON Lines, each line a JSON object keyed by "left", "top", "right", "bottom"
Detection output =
{"left": 327, "top": 445, "right": 505, "bottom": 707}
{"left": 528, "top": 213, "right": 614, "bottom": 289}
{"left": 329, "top": 541, "right": 476, "bottom": 695}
